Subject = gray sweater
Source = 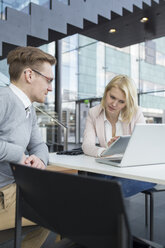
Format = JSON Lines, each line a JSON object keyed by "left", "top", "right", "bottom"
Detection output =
{"left": 0, "top": 87, "right": 49, "bottom": 188}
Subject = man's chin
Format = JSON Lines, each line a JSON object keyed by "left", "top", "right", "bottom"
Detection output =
{"left": 37, "top": 98, "right": 45, "bottom": 104}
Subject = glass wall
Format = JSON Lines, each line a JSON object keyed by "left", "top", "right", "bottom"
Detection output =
{"left": 0, "top": 58, "right": 9, "bottom": 86}
{"left": 60, "top": 34, "right": 165, "bottom": 143}
{"left": 1, "top": 13, "right": 165, "bottom": 145}
{"left": 38, "top": 42, "right": 56, "bottom": 108}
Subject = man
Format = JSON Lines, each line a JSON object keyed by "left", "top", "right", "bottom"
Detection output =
{"left": 0, "top": 46, "right": 56, "bottom": 247}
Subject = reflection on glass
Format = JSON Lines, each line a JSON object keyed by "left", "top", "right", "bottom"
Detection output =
{"left": 140, "top": 91, "right": 165, "bottom": 124}
{"left": 0, "top": 72, "right": 10, "bottom": 87}
{"left": 0, "top": 58, "right": 9, "bottom": 86}
{"left": 61, "top": 35, "right": 78, "bottom": 101}
{"left": 79, "top": 34, "right": 96, "bottom": 47}
{"left": 79, "top": 102, "right": 89, "bottom": 143}
{"left": 62, "top": 34, "right": 78, "bottom": 53}
{"left": 62, "top": 102, "right": 76, "bottom": 143}
{"left": 39, "top": 42, "right": 55, "bottom": 107}
{"left": 0, "top": 0, "right": 50, "bottom": 19}
{"left": 31, "top": 0, "right": 50, "bottom": 8}
{"left": 57, "top": 0, "right": 68, "bottom": 4}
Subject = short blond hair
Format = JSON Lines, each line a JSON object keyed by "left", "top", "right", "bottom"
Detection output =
{"left": 101, "top": 75, "right": 138, "bottom": 123}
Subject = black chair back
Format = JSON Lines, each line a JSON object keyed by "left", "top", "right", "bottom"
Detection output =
{"left": 10, "top": 163, "right": 132, "bottom": 248}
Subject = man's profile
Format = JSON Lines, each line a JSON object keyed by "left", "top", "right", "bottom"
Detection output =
{"left": 0, "top": 46, "right": 56, "bottom": 248}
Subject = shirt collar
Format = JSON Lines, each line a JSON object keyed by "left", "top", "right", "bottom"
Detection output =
{"left": 118, "top": 113, "right": 122, "bottom": 121}
{"left": 103, "top": 109, "right": 122, "bottom": 122}
{"left": 103, "top": 110, "right": 107, "bottom": 122}
{"left": 9, "top": 83, "right": 31, "bottom": 109}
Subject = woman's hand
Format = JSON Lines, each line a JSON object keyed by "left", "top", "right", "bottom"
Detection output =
{"left": 107, "top": 136, "right": 120, "bottom": 147}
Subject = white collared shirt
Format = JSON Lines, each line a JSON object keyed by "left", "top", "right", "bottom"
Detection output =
{"left": 9, "top": 83, "right": 31, "bottom": 109}
{"left": 103, "top": 110, "right": 123, "bottom": 144}
{"left": 9, "top": 83, "right": 32, "bottom": 118}
{"left": 97, "top": 111, "right": 124, "bottom": 157}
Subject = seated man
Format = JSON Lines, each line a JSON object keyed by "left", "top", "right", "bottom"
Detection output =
{"left": 0, "top": 46, "right": 56, "bottom": 248}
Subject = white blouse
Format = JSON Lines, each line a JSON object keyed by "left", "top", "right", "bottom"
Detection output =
{"left": 97, "top": 110, "right": 123, "bottom": 157}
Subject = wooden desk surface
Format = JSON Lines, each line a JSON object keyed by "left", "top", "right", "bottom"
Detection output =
{"left": 47, "top": 164, "right": 78, "bottom": 174}
{"left": 49, "top": 153, "right": 165, "bottom": 185}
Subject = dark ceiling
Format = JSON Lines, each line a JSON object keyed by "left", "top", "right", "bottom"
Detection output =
{"left": 1, "top": 0, "right": 165, "bottom": 60}
{"left": 82, "top": 0, "right": 165, "bottom": 47}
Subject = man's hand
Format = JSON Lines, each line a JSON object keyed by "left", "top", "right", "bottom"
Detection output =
{"left": 23, "top": 155, "right": 46, "bottom": 169}
{"left": 20, "top": 153, "right": 30, "bottom": 165}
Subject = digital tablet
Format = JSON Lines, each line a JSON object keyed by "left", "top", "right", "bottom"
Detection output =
{"left": 101, "top": 135, "right": 130, "bottom": 157}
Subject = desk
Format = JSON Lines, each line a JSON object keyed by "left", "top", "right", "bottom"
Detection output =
{"left": 49, "top": 153, "right": 165, "bottom": 185}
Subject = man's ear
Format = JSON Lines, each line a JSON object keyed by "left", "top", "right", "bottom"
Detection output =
{"left": 24, "top": 69, "right": 33, "bottom": 83}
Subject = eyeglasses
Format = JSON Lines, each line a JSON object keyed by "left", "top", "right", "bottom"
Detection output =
{"left": 32, "top": 69, "right": 54, "bottom": 84}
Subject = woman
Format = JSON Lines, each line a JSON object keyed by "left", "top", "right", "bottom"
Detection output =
{"left": 82, "top": 74, "right": 155, "bottom": 197}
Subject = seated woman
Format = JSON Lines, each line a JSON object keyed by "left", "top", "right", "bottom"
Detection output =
{"left": 82, "top": 74, "right": 155, "bottom": 197}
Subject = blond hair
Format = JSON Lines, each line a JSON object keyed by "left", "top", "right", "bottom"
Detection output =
{"left": 7, "top": 46, "right": 56, "bottom": 81}
{"left": 101, "top": 75, "right": 138, "bottom": 123}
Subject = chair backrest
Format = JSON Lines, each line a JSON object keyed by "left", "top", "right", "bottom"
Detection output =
{"left": 10, "top": 163, "right": 132, "bottom": 248}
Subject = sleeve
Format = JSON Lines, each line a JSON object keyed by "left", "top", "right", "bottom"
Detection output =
{"left": 134, "top": 107, "right": 146, "bottom": 124}
{"left": 0, "top": 96, "right": 24, "bottom": 163}
{"left": 27, "top": 107, "right": 49, "bottom": 166}
{"left": 0, "top": 141, "right": 24, "bottom": 163}
{"left": 130, "top": 106, "right": 146, "bottom": 133}
{"left": 82, "top": 109, "right": 106, "bottom": 157}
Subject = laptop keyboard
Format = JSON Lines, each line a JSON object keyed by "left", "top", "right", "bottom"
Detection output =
{"left": 108, "top": 160, "right": 121, "bottom": 163}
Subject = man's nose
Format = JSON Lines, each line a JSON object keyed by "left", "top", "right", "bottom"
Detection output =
{"left": 48, "top": 84, "right": 52, "bottom": 91}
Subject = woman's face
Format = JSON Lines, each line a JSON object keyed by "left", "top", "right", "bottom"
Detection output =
{"left": 105, "top": 87, "right": 126, "bottom": 116}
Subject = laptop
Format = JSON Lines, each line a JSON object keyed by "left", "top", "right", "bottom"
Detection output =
{"left": 96, "top": 123, "right": 165, "bottom": 167}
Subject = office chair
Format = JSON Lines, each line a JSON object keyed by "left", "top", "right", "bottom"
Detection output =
{"left": 10, "top": 163, "right": 164, "bottom": 248}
